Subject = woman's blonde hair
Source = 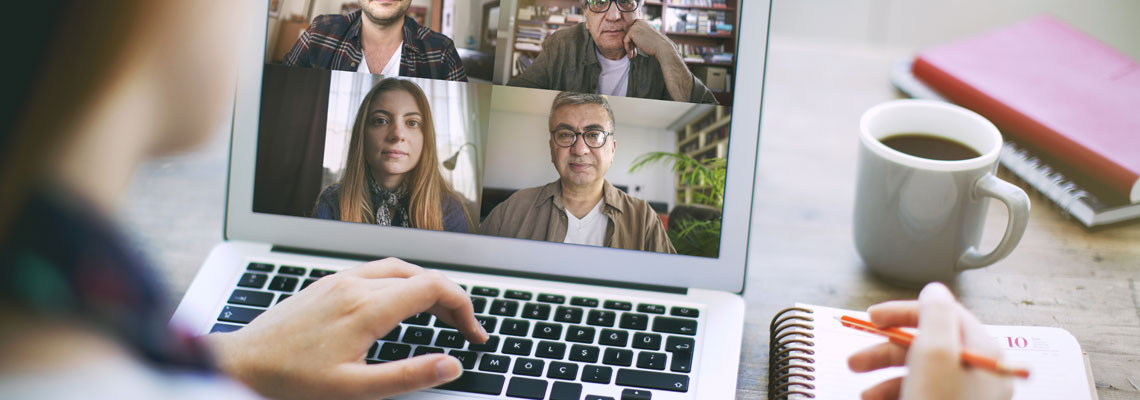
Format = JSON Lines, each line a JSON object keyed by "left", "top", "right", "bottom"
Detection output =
{"left": 336, "top": 78, "right": 465, "bottom": 231}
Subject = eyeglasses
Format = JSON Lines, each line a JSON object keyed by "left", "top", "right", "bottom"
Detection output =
{"left": 551, "top": 129, "right": 613, "bottom": 148}
{"left": 584, "top": 0, "right": 640, "bottom": 13}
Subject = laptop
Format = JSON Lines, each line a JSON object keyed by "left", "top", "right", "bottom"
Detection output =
{"left": 172, "top": 1, "right": 772, "bottom": 399}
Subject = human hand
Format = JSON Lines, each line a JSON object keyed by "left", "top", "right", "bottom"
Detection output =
{"left": 623, "top": 19, "right": 673, "bottom": 59}
{"left": 207, "top": 258, "right": 488, "bottom": 400}
{"left": 847, "top": 283, "right": 1013, "bottom": 400}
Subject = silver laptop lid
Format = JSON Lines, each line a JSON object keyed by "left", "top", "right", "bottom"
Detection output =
{"left": 226, "top": 0, "right": 770, "bottom": 293}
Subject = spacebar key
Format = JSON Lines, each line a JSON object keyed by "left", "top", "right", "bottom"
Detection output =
{"left": 616, "top": 368, "right": 689, "bottom": 392}
{"left": 436, "top": 371, "right": 505, "bottom": 396}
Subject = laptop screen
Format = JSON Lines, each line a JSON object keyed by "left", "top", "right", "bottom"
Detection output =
{"left": 252, "top": 0, "right": 744, "bottom": 260}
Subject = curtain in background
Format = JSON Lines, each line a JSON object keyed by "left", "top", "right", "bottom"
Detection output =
{"left": 252, "top": 64, "right": 331, "bottom": 218}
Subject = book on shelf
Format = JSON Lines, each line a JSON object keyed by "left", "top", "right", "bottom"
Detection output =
{"left": 665, "top": 0, "right": 731, "bottom": 8}
{"left": 667, "top": 9, "right": 732, "bottom": 35}
{"left": 891, "top": 57, "right": 1140, "bottom": 228}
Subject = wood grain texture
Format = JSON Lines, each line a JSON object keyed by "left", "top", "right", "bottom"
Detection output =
{"left": 118, "top": 38, "right": 1140, "bottom": 400}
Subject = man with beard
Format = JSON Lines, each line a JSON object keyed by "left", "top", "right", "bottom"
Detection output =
{"left": 507, "top": 0, "right": 717, "bottom": 104}
{"left": 480, "top": 92, "right": 676, "bottom": 253}
{"left": 284, "top": 0, "right": 467, "bottom": 81}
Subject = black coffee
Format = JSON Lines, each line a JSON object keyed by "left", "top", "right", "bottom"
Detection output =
{"left": 879, "top": 133, "right": 981, "bottom": 161}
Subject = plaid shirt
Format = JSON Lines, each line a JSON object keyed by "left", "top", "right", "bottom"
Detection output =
{"left": 284, "top": 11, "right": 467, "bottom": 81}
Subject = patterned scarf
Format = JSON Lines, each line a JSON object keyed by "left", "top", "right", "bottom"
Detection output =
{"left": 367, "top": 171, "right": 411, "bottom": 227}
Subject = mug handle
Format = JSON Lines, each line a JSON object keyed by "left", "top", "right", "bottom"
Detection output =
{"left": 957, "top": 173, "right": 1031, "bottom": 271}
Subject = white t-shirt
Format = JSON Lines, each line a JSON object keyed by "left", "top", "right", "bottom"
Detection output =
{"left": 564, "top": 199, "right": 609, "bottom": 247}
{"left": 595, "top": 49, "right": 630, "bottom": 97}
{"left": 358, "top": 42, "right": 403, "bottom": 77}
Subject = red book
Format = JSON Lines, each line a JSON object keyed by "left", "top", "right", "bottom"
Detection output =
{"left": 913, "top": 15, "right": 1140, "bottom": 204}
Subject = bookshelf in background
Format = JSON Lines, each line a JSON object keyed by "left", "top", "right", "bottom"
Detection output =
{"left": 675, "top": 107, "right": 731, "bottom": 205}
{"left": 510, "top": 0, "right": 738, "bottom": 105}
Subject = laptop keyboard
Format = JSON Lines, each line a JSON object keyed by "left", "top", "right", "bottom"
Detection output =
{"left": 212, "top": 262, "right": 701, "bottom": 400}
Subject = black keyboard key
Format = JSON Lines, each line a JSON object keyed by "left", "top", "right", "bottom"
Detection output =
{"left": 246, "top": 262, "right": 274, "bottom": 272}
{"left": 636, "top": 351, "right": 667, "bottom": 370}
{"left": 616, "top": 368, "right": 689, "bottom": 392}
{"left": 571, "top": 297, "right": 599, "bottom": 307}
{"left": 277, "top": 265, "right": 306, "bottom": 276}
{"left": 637, "top": 304, "right": 666, "bottom": 314}
{"left": 533, "top": 322, "right": 563, "bottom": 340}
{"left": 603, "top": 348, "right": 634, "bottom": 367}
{"left": 652, "top": 317, "right": 697, "bottom": 336}
{"left": 435, "top": 330, "right": 466, "bottom": 348}
{"left": 604, "top": 300, "right": 633, "bottom": 311}
{"left": 236, "top": 273, "right": 268, "bottom": 289}
{"left": 381, "top": 325, "right": 401, "bottom": 342}
{"left": 414, "top": 346, "right": 445, "bottom": 356}
{"left": 670, "top": 306, "right": 699, "bottom": 318}
{"left": 512, "top": 358, "right": 545, "bottom": 377}
{"left": 472, "top": 296, "right": 488, "bottom": 314}
{"left": 503, "top": 338, "right": 533, "bottom": 355}
{"left": 665, "top": 336, "right": 695, "bottom": 353}
{"left": 587, "top": 310, "right": 616, "bottom": 327}
{"left": 619, "top": 313, "right": 650, "bottom": 331}
{"left": 476, "top": 315, "right": 498, "bottom": 333}
{"left": 218, "top": 306, "right": 263, "bottom": 324}
{"left": 554, "top": 306, "right": 584, "bottom": 324}
{"left": 309, "top": 268, "right": 335, "bottom": 278}
{"left": 506, "top": 377, "right": 548, "bottom": 399}
{"left": 570, "top": 344, "right": 601, "bottom": 363}
{"left": 404, "top": 312, "right": 431, "bottom": 325}
{"left": 582, "top": 365, "right": 613, "bottom": 384}
{"left": 599, "top": 329, "right": 629, "bottom": 347}
{"left": 633, "top": 333, "right": 663, "bottom": 350}
{"left": 586, "top": 396, "right": 615, "bottom": 400}
{"left": 449, "top": 350, "right": 478, "bottom": 369}
{"left": 521, "top": 303, "right": 551, "bottom": 320}
{"left": 505, "top": 290, "right": 533, "bottom": 300}
{"left": 500, "top": 318, "right": 530, "bottom": 336}
{"left": 550, "top": 382, "right": 583, "bottom": 400}
{"left": 469, "top": 335, "right": 500, "bottom": 352}
{"left": 535, "top": 341, "right": 567, "bottom": 359}
{"left": 210, "top": 323, "right": 242, "bottom": 333}
{"left": 538, "top": 293, "right": 566, "bottom": 304}
{"left": 472, "top": 286, "right": 500, "bottom": 297}
{"left": 437, "top": 371, "right": 505, "bottom": 396}
{"left": 566, "top": 326, "right": 596, "bottom": 343}
{"left": 299, "top": 279, "right": 317, "bottom": 291}
{"left": 490, "top": 299, "right": 520, "bottom": 317}
{"left": 670, "top": 349, "right": 693, "bottom": 373}
{"left": 622, "top": 388, "right": 653, "bottom": 400}
{"left": 479, "top": 354, "right": 511, "bottom": 373}
{"left": 275, "top": 294, "right": 290, "bottom": 304}
{"left": 402, "top": 326, "right": 434, "bottom": 345}
{"left": 267, "top": 276, "right": 299, "bottom": 292}
{"left": 227, "top": 289, "right": 273, "bottom": 307}
{"left": 378, "top": 343, "right": 411, "bottom": 360}
{"left": 547, "top": 361, "right": 579, "bottom": 380}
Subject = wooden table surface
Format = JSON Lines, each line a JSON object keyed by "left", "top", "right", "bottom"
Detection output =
{"left": 120, "top": 38, "right": 1140, "bottom": 399}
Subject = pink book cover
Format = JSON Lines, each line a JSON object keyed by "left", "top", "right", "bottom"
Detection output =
{"left": 913, "top": 15, "right": 1140, "bottom": 203}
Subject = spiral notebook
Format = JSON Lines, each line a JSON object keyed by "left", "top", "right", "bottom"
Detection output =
{"left": 767, "top": 304, "right": 1098, "bottom": 400}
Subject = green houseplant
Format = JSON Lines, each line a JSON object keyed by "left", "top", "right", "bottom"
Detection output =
{"left": 629, "top": 152, "right": 726, "bottom": 257}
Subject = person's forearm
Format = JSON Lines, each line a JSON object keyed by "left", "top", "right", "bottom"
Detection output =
{"left": 657, "top": 50, "right": 693, "bottom": 102}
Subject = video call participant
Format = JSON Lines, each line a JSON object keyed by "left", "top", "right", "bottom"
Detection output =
{"left": 507, "top": 0, "right": 717, "bottom": 104}
{"left": 284, "top": 0, "right": 467, "bottom": 81}
{"left": 480, "top": 92, "right": 676, "bottom": 253}
{"left": 314, "top": 78, "right": 469, "bottom": 233}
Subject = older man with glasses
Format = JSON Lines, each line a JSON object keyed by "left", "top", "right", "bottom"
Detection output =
{"left": 507, "top": 0, "right": 718, "bottom": 105}
{"left": 479, "top": 92, "right": 676, "bottom": 253}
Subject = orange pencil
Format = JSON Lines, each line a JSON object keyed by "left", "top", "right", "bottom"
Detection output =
{"left": 837, "top": 315, "right": 1030, "bottom": 379}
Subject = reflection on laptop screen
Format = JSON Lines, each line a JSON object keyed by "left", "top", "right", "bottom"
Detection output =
{"left": 254, "top": 0, "right": 741, "bottom": 259}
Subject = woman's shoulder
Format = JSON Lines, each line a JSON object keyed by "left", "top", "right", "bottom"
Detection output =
{"left": 313, "top": 184, "right": 341, "bottom": 219}
{"left": 440, "top": 193, "right": 469, "bottom": 233}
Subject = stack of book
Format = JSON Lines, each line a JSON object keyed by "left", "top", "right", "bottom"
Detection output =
{"left": 667, "top": 0, "right": 731, "bottom": 8}
{"left": 891, "top": 16, "right": 1140, "bottom": 228}
{"left": 673, "top": 43, "right": 733, "bottom": 64}
{"left": 667, "top": 10, "right": 731, "bottom": 35}
{"left": 514, "top": 19, "right": 544, "bottom": 52}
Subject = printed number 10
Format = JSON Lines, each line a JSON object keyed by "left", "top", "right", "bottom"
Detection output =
{"left": 1005, "top": 336, "right": 1028, "bottom": 348}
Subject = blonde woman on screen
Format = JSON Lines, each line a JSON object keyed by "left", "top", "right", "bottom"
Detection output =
{"left": 314, "top": 78, "right": 469, "bottom": 233}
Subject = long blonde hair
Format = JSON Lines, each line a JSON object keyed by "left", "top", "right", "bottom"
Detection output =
{"left": 336, "top": 78, "right": 464, "bottom": 231}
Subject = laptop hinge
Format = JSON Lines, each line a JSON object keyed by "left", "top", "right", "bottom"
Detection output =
{"left": 270, "top": 245, "right": 688, "bottom": 295}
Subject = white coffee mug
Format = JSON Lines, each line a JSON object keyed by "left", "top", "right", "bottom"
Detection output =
{"left": 853, "top": 99, "right": 1030, "bottom": 285}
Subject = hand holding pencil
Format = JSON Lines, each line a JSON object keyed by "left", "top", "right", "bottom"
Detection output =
{"left": 846, "top": 283, "right": 1015, "bottom": 400}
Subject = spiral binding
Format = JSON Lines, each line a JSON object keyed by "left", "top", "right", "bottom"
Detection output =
{"left": 998, "top": 141, "right": 1092, "bottom": 216}
{"left": 768, "top": 307, "right": 817, "bottom": 399}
